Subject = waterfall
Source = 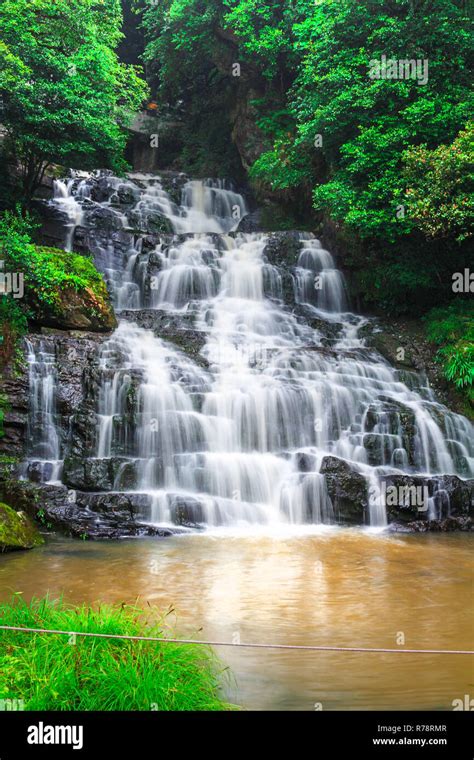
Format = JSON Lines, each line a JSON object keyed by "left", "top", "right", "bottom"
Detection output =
{"left": 40, "top": 172, "right": 474, "bottom": 531}
{"left": 295, "top": 239, "right": 349, "bottom": 313}
{"left": 23, "top": 338, "right": 62, "bottom": 484}
{"left": 52, "top": 177, "right": 87, "bottom": 252}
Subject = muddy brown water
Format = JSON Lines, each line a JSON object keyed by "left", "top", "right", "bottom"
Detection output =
{"left": 0, "top": 528, "right": 472, "bottom": 710}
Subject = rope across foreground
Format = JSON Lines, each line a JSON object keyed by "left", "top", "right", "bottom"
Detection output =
{"left": 0, "top": 625, "right": 472, "bottom": 655}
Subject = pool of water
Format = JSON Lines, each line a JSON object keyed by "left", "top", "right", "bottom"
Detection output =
{"left": 0, "top": 528, "right": 472, "bottom": 710}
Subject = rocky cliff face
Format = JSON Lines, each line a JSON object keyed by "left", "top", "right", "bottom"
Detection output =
{"left": 0, "top": 330, "right": 106, "bottom": 462}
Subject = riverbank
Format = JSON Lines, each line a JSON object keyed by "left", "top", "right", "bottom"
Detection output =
{"left": 0, "top": 595, "right": 233, "bottom": 711}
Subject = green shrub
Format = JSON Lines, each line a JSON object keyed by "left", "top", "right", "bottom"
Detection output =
{"left": 0, "top": 596, "right": 234, "bottom": 711}
{"left": 403, "top": 123, "right": 474, "bottom": 243}
{"left": 0, "top": 296, "right": 29, "bottom": 372}
{"left": 425, "top": 301, "right": 474, "bottom": 399}
{"left": 0, "top": 210, "right": 115, "bottom": 332}
{"left": 0, "top": 211, "right": 108, "bottom": 314}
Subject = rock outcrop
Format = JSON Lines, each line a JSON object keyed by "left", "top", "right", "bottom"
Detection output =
{"left": 0, "top": 502, "right": 44, "bottom": 551}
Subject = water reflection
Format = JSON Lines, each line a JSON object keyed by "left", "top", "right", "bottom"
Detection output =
{"left": 0, "top": 530, "right": 472, "bottom": 710}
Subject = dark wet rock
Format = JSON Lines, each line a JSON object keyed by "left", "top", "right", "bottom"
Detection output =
{"left": 263, "top": 231, "right": 304, "bottom": 268}
{"left": 0, "top": 331, "right": 108, "bottom": 466}
{"left": 295, "top": 452, "right": 318, "bottom": 472}
{"left": 51, "top": 332, "right": 105, "bottom": 415}
{"left": 362, "top": 397, "right": 418, "bottom": 467}
{"left": 83, "top": 205, "right": 125, "bottom": 233}
{"left": 68, "top": 410, "right": 98, "bottom": 458}
{"left": 320, "top": 456, "right": 368, "bottom": 525}
{"left": 168, "top": 494, "right": 205, "bottom": 528}
{"left": 73, "top": 227, "right": 136, "bottom": 263}
{"left": 158, "top": 171, "right": 189, "bottom": 206}
{"left": 63, "top": 457, "right": 141, "bottom": 492}
{"left": 320, "top": 456, "right": 473, "bottom": 531}
{"left": 0, "top": 478, "right": 179, "bottom": 539}
{"left": 379, "top": 473, "right": 474, "bottom": 523}
{"left": 112, "top": 184, "right": 139, "bottom": 207}
{"left": 32, "top": 200, "right": 70, "bottom": 248}
{"left": 24, "top": 461, "right": 54, "bottom": 484}
{"left": 69, "top": 224, "right": 92, "bottom": 255}
{"left": 236, "top": 209, "right": 262, "bottom": 233}
{"left": 291, "top": 304, "right": 343, "bottom": 345}
{"left": 389, "top": 516, "right": 472, "bottom": 533}
{"left": 86, "top": 174, "right": 114, "bottom": 203}
{"left": 129, "top": 208, "right": 173, "bottom": 235}
{"left": 0, "top": 366, "right": 29, "bottom": 459}
{"left": 259, "top": 232, "right": 322, "bottom": 309}
{"left": 69, "top": 491, "right": 184, "bottom": 538}
{"left": 0, "top": 479, "right": 69, "bottom": 527}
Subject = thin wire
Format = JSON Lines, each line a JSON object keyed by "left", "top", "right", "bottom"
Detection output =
{"left": 0, "top": 625, "right": 472, "bottom": 655}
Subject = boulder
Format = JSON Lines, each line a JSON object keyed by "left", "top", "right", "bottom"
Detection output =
{"left": 62, "top": 457, "right": 141, "bottom": 491}
{"left": 83, "top": 205, "right": 124, "bottom": 233}
{"left": 380, "top": 473, "right": 474, "bottom": 524}
{"left": 263, "top": 231, "right": 305, "bottom": 268}
{"left": 168, "top": 494, "right": 205, "bottom": 528}
{"left": 0, "top": 502, "right": 44, "bottom": 551}
{"left": 0, "top": 479, "right": 178, "bottom": 540}
{"left": 320, "top": 456, "right": 368, "bottom": 524}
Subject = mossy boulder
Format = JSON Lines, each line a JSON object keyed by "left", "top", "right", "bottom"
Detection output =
{"left": 45, "top": 284, "right": 116, "bottom": 331}
{"left": 0, "top": 503, "right": 44, "bottom": 552}
{"left": 29, "top": 247, "right": 116, "bottom": 331}
{"left": 7, "top": 242, "right": 116, "bottom": 332}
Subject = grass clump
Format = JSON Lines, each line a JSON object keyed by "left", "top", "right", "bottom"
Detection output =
{"left": 0, "top": 596, "right": 234, "bottom": 711}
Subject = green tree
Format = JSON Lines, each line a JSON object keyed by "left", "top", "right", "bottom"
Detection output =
{"left": 140, "top": 0, "right": 245, "bottom": 176}
{"left": 267, "top": 0, "right": 472, "bottom": 241}
{"left": 403, "top": 123, "right": 473, "bottom": 242}
{"left": 0, "top": 0, "right": 148, "bottom": 200}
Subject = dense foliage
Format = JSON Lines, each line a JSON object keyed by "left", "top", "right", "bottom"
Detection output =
{"left": 0, "top": 0, "right": 148, "bottom": 200}
{"left": 138, "top": 0, "right": 473, "bottom": 396}
{"left": 403, "top": 123, "right": 473, "bottom": 243}
{"left": 140, "top": 0, "right": 472, "bottom": 237}
{"left": 0, "top": 596, "right": 233, "bottom": 710}
{"left": 425, "top": 301, "right": 474, "bottom": 404}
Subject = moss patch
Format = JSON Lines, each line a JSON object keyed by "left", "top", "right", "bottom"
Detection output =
{"left": 0, "top": 213, "right": 116, "bottom": 333}
{"left": 25, "top": 246, "right": 116, "bottom": 331}
{"left": 0, "top": 502, "right": 44, "bottom": 552}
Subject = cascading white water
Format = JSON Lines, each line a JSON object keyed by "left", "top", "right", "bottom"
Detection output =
{"left": 295, "top": 238, "right": 348, "bottom": 313}
{"left": 52, "top": 177, "right": 87, "bottom": 252}
{"left": 24, "top": 339, "right": 62, "bottom": 484}
{"left": 44, "top": 173, "right": 474, "bottom": 530}
{"left": 178, "top": 179, "right": 248, "bottom": 233}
